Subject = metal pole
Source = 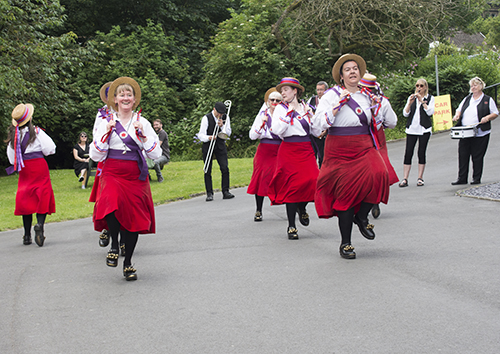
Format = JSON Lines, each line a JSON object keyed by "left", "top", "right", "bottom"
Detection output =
{"left": 435, "top": 54, "right": 439, "bottom": 96}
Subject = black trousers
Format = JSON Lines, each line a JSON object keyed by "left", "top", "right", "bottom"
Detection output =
{"left": 403, "top": 132, "right": 431, "bottom": 165}
{"left": 457, "top": 134, "right": 490, "bottom": 182}
{"left": 202, "top": 144, "right": 230, "bottom": 194}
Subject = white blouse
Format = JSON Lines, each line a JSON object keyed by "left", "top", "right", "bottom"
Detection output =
{"left": 90, "top": 112, "right": 161, "bottom": 162}
{"left": 7, "top": 126, "right": 56, "bottom": 165}
{"left": 403, "top": 94, "right": 435, "bottom": 135}
{"left": 271, "top": 101, "right": 322, "bottom": 139}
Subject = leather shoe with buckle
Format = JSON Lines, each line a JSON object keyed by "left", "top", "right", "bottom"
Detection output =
{"left": 287, "top": 227, "right": 299, "bottom": 240}
{"left": 34, "top": 223, "right": 45, "bottom": 247}
{"left": 339, "top": 243, "right": 356, "bottom": 259}
{"left": 123, "top": 265, "right": 137, "bottom": 281}
{"left": 206, "top": 193, "right": 214, "bottom": 202}
{"left": 99, "top": 229, "right": 109, "bottom": 247}
{"left": 298, "top": 210, "right": 310, "bottom": 226}
{"left": 471, "top": 180, "right": 481, "bottom": 185}
{"left": 222, "top": 191, "right": 235, "bottom": 199}
{"left": 23, "top": 234, "right": 32, "bottom": 245}
{"left": 254, "top": 211, "right": 262, "bottom": 222}
{"left": 451, "top": 180, "right": 467, "bottom": 185}
{"left": 106, "top": 249, "right": 119, "bottom": 267}
{"left": 353, "top": 215, "right": 375, "bottom": 240}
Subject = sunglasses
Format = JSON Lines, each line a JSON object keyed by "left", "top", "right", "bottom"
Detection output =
{"left": 81, "top": 135, "right": 87, "bottom": 138}
{"left": 270, "top": 99, "right": 281, "bottom": 102}
{"left": 415, "top": 84, "right": 424, "bottom": 88}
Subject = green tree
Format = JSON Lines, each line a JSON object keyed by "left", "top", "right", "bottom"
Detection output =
{"left": 0, "top": 0, "right": 97, "bottom": 170}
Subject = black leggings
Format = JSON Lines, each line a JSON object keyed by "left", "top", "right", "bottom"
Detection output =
{"left": 286, "top": 202, "right": 308, "bottom": 228}
{"left": 337, "top": 202, "right": 373, "bottom": 245}
{"left": 255, "top": 195, "right": 264, "bottom": 212}
{"left": 403, "top": 133, "right": 431, "bottom": 165}
{"left": 106, "top": 212, "right": 139, "bottom": 267}
{"left": 22, "top": 213, "right": 47, "bottom": 236}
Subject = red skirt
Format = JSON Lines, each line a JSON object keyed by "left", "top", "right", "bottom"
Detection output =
{"left": 377, "top": 129, "right": 399, "bottom": 185}
{"left": 93, "top": 158, "right": 155, "bottom": 234}
{"left": 268, "top": 141, "right": 319, "bottom": 205}
{"left": 247, "top": 142, "right": 280, "bottom": 197}
{"left": 15, "top": 158, "right": 56, "bottom": 216}
{"left": 315, "top": 134, "right": 389, "bottom": 218}
{"left": 88, "top": 161, "right": 104, "bottom": 203}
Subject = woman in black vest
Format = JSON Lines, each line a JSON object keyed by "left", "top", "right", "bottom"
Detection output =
{"left": 399, "top": 78, "right": 434, "bottom": 187}
{"left": 451, "top": 77, "right": 498, "bottom": 185}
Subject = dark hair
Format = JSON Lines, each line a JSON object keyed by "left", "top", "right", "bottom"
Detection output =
{"left": 339, "top": 59, "right": 358, "bottom": 84}
{"left": 5, "top": 121, "right": 36, "bottom": 148}
{"left": 153, "top": 119, "right": 163, "bottom": 125}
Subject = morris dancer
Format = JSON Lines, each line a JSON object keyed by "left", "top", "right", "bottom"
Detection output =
{"left": 313, "top": 54, "right": 389, "bottom": 259}
{"left": 358, "top": 73, "right": 398, "bottom": 218}
{"left": 247, "top": 88, "right": 283, "bottom": 222}
{"left": 6, "top": 104, "right": 56, "bottom": 247}
{"left": 268, "top": 78, "right": 322, "bottom": 240}
{"left": 90, "top": 77, "right": 161, "bottom": 281}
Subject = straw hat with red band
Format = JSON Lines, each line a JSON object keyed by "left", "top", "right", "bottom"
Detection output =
{"left": 100, "top": 82, "right": 113, "bottom": 105}
{"left": 107, "top": 77, "right": 142, "bottom": 112}
{"left": 359, "top": 73, "right": 378, "bottom": 88}
{"left": 276, "top": 77, "right": 305, "bottom": 93}
{"left": 331, "top": 54, "right": 366, "bottom": 85}
{"left": 12, "top": 103, "right": 34, "bottom": 127}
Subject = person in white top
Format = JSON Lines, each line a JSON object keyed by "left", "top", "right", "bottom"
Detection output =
{"left": 268, "top": 77, "right": 322, "bottom": 240}
{"left": 399, "top": 78, "right": 435, "bottom": 187}
{"left": 90, "top": 77, "right": 161, "bottom": 281}
{"left": 451, "top": 77, "right": 498, "bottom": 185}
{"left": 6, "top": 103, "right": 56, "bottom": 247}
{"left": 198, "top": 102, "right": 234, "bottom": 201}
{"left": 247, "top": 88, "right": 283, "bottom": 221}
{"left": 313, "top": 54, "right": 390, "bottom": 260}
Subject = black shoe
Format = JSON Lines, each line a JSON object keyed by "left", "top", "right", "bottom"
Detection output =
{"left": 23, "top": 234, "right": 32, "bottom": 245}
{"left": 123, "top": 266, "right": 138, "bottom": 281}
{"left": 471, "top": 180, "right": 481, "bottom": 185}
{"left": 206, "top": 193, "right": 213, "bottom": 202}
{"left": 254, "top": 211, "right": 263, "bottom": 222}
{"left": 106, "top": 249, "right": 119, "bottom": 267}
{"left": 298, "top": 211, "right": 310, "bottom": 226}
{"left": 287, "top": 227, "right": 299, "bottom": 240}
{"left": 99, "top": 229, "right": 109, "bottom": 247}
{"left": 451, "top": 180, "right": 467, "bottom": 185}
{"left": 78, "top": 175, "right": 84, "bottom": 182}
{"left": 339, "top": 243, "right": 356, "bottom": 259}
{"left": 222, "top": 191, "right": 235, "bottom": 199}
{"left": 120, "top": 242, "right": 126, "bottom": 257}
{"left": 34, "top": 224, "right": 45, "bottom": 247}
{"left": 353, "top": 215, "right": 375, "bottom": 240}
{"left": 371, "top": 204, "right": 381, "bottom": 219}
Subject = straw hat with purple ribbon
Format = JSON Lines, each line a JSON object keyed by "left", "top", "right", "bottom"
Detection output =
{"left": 12, "top": 103, "right": 34, "bottom": 127}
{"left": 276, "top": 77, "right": 305, "bottom": 93}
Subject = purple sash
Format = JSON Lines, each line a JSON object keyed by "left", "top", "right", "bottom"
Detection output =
{"left": 330, "top": 87, "right": 379, "bottom": 148}
{"left": 264, "top": 109, "right": 281, "bottom": 141}
{"left": 6, "top": 130, "right": 34, "bottom": 175}
{"left": 260, "top": 138, "right": 281, "bottom": 145}
{"left": 283, "top": 136, "right": 311, "bottom": 143}
{"left": 112, "top": 121, "right": 148, "bottom": 181}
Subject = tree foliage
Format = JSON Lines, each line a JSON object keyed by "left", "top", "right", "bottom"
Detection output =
{"left": 0, "top": 0, "right": 97, "bottom": 168}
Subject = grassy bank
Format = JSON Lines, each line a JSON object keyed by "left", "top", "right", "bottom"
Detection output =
{"left": 0, "top": 158, "right": 253, "bottom": 231}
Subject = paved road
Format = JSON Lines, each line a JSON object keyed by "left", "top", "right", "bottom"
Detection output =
{"left": 1, "top": 121, "right": 499, "bottom": 354}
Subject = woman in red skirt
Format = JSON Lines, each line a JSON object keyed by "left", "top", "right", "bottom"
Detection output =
{"left": 6, "top": 104, "right": 56, "bottom": 247}
{"left": 358, "top": 73, "right": 398, "bottom": 219}
{"left": 268, "top": 78, "right": 322, "bottom": 240}
{"left": 247, "top": 88, "right": 283, "bottom": 222}
{"left": 313, "top": 54, "right": 389, "bottom": 259}
{"left": 90, "top": 77, "right": 161, "bottom": 281}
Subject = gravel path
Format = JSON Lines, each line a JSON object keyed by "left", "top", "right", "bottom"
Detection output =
{"left": 457, "top": 182, "right": 500, "bottom": 201}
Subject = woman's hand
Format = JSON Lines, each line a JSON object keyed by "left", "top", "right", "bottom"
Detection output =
{"left": 480, "top": 116, "right": 489, "bottom": 124}
{"left": 133, "top": 121, "right": 143, "bottom": 131}
{"left": 106, "top": 120, "right": 116, "bottom": 131}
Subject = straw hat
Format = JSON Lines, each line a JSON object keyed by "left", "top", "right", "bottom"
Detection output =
{"left": 276, "top": 77, "right": 305, "bottom": 93}
{"left": 107, "top": 77, "right": 141, "bottom": 111}
{"left": 11, "top": 103, "right": 34, "bottom": 127}
{"left": 331, "top": 54, "right": 366, "bottom": 85}
{"left": 264, "top": 87, "right": 277, "bottom": 102}
{"left": 359, "top": 73, "right": 377, "bottom": 88}
{"left": 99, "top": 82, "right": 113, "bottom": 105}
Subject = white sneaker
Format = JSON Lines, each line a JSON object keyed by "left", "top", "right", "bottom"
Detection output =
{"left": 81, "top": 185, "right": 85, "bottom": 189}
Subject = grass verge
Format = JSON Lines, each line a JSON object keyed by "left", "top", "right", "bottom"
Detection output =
{"left": 0, "top": 158, "right": 253, "bottom": 231}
